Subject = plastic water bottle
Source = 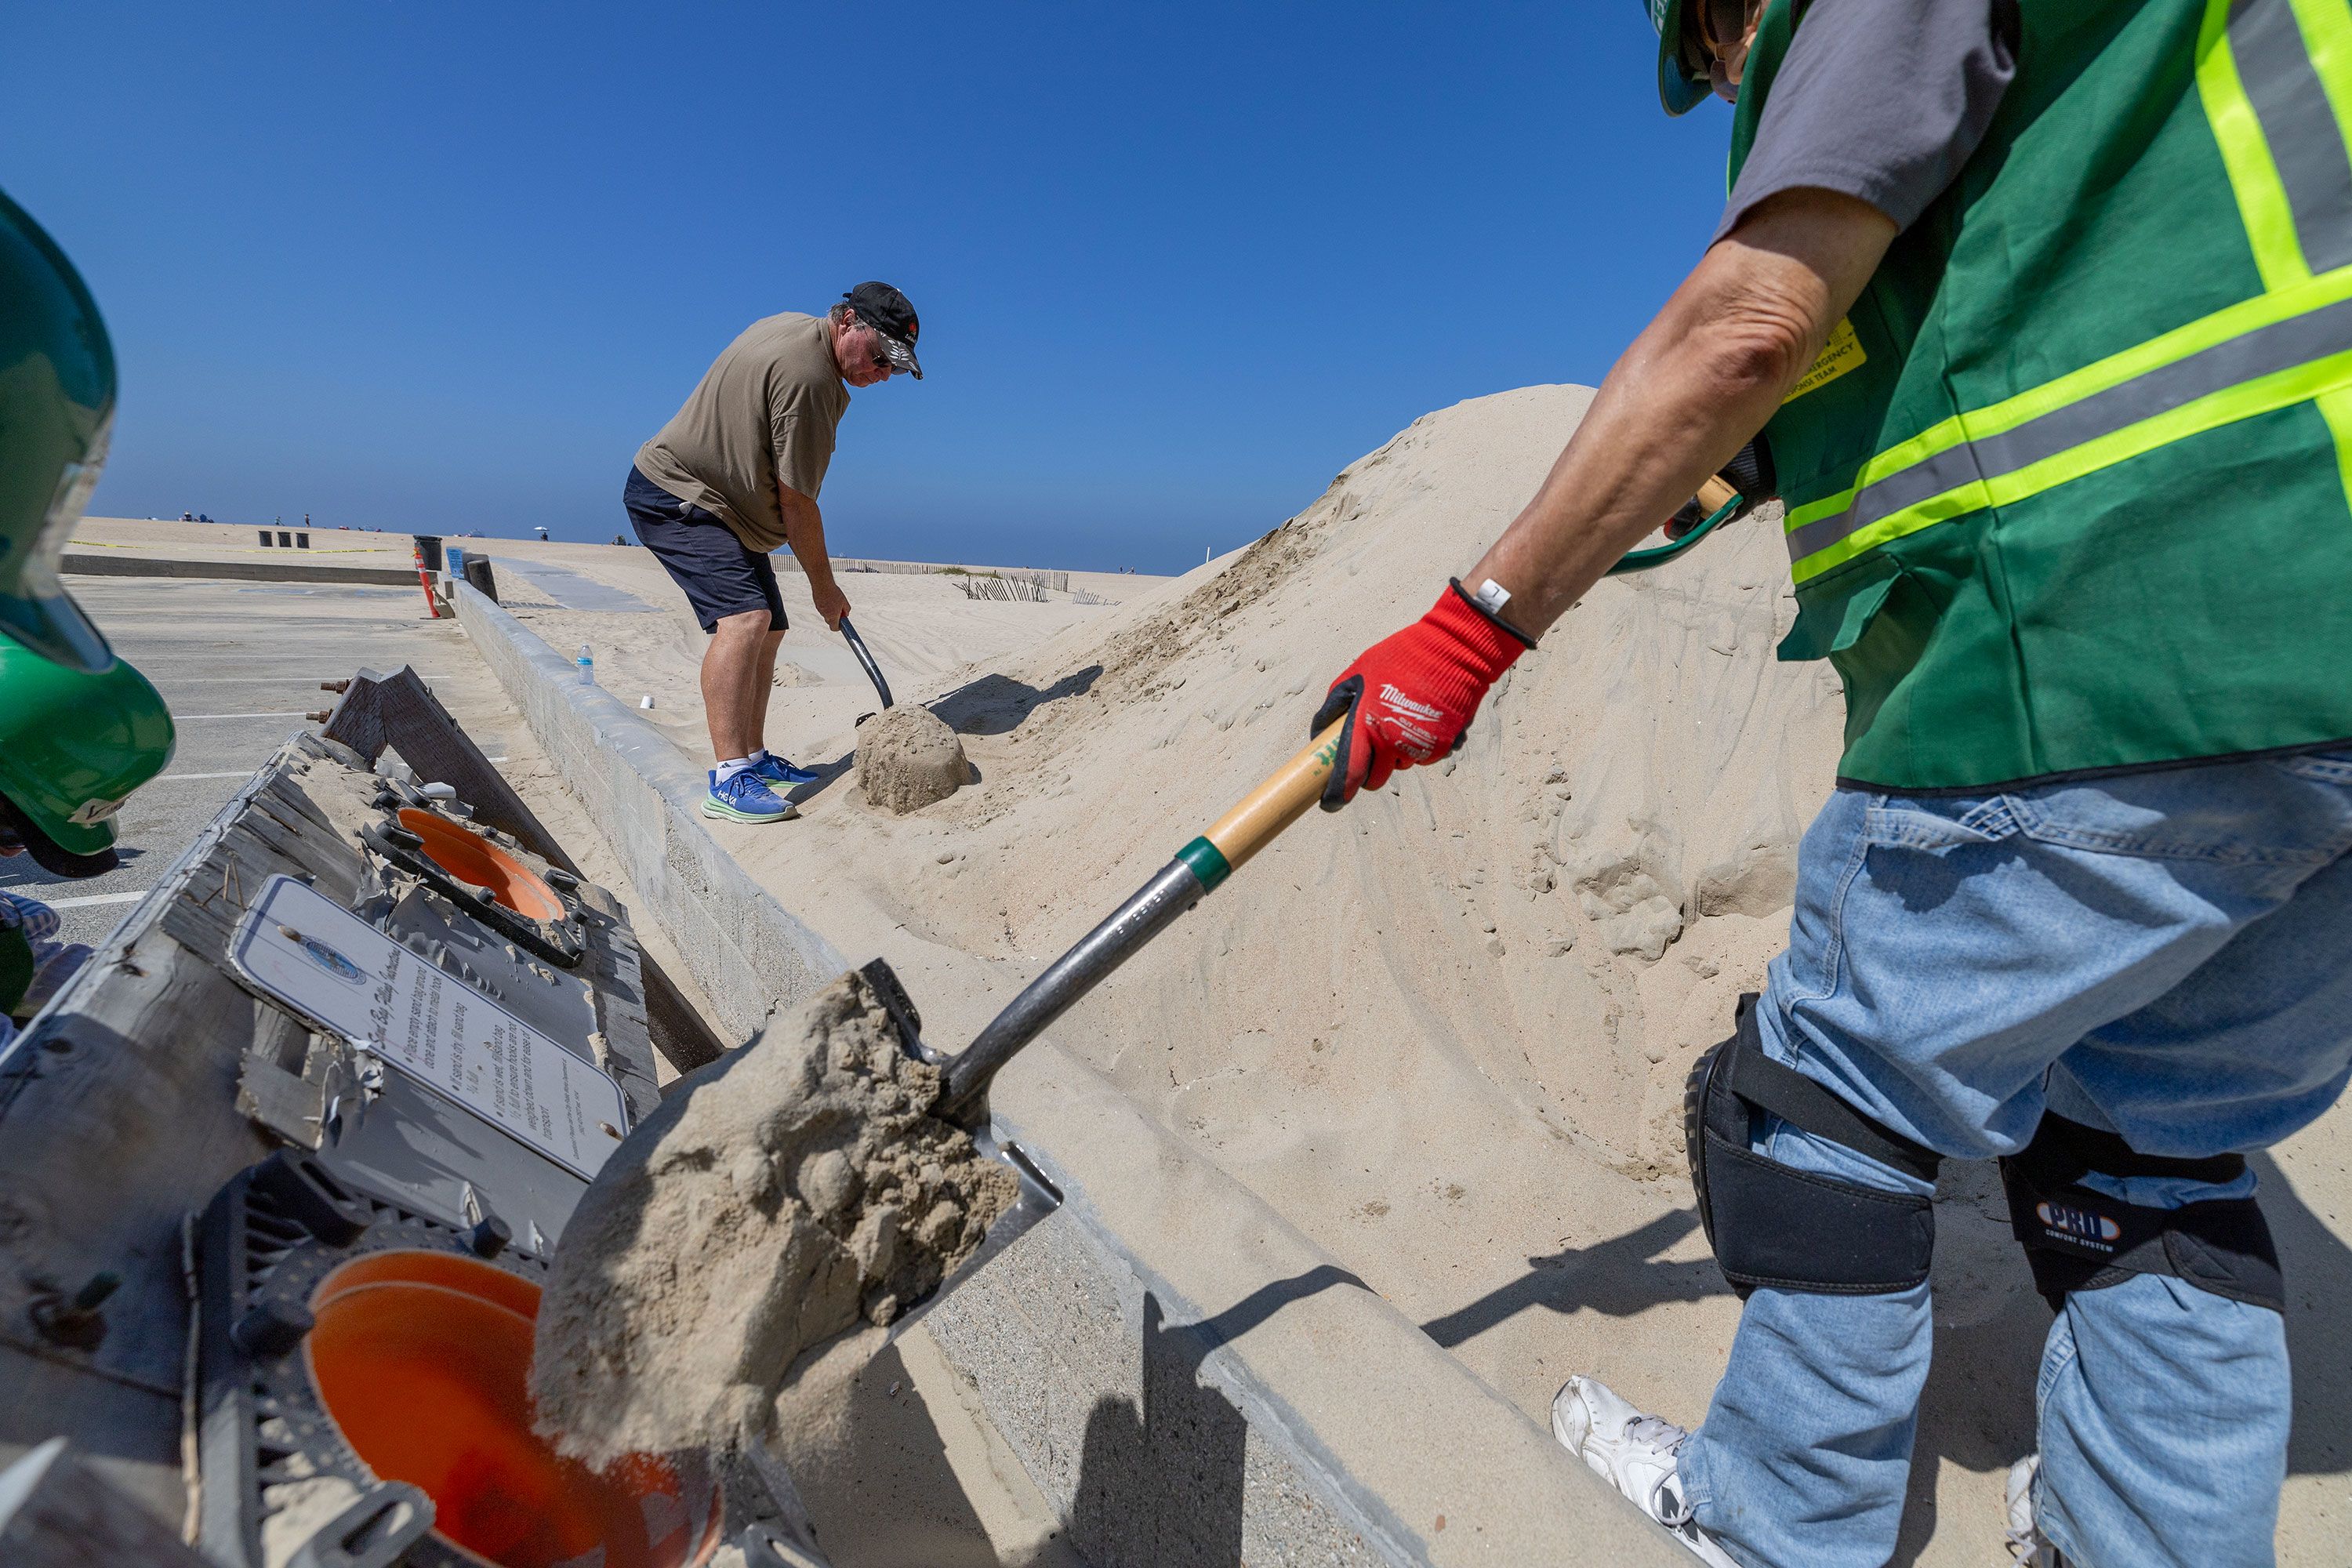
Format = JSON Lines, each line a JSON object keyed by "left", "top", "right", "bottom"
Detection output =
{"left": 576, "top": 643, "right": 593, "bottom": 685}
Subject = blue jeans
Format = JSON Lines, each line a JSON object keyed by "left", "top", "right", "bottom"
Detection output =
{"left": 1675, "top": 750, "right": 2352, "bottom": 1568}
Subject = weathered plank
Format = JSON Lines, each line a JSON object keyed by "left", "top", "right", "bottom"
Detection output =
{"left": 324, "top": 666, "right": 580, "bottom": 875}
{"left": 0, "top": 682, "right": 724, "bottom": 1530}
{"left": 328, "top": 666, "right": 729, "bottom": 1076}
{"left": 0, "top": 1439, "right": 211, "bottom": 1566}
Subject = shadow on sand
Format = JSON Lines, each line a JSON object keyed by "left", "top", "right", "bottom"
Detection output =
{"left": 779, "top": 664, "right": 1100, "bottom": 811}
{"left": 1389, "top": 1158, "right": 2350, "bottom": 1565}
{"left": 1417, "top": 1209, "right": 1730, "bottom": 1349}
{"left": 930, "top": 666, "right": 1102, "bottom": 739}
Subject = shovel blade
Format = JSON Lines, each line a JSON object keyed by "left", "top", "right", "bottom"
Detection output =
{"left": 854, "top": 958, "right": 1065, "bottom": 1337}
{"left": 887, "top": 1118, "right": 1063, "bottom": 1342}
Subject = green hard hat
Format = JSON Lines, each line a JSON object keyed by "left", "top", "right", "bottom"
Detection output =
{"left": 0, "top": 184, "right": 118, "bottom": 674}
{"left": 0, "top": 637, "right": 172, "bottom": 878}
{"left": 1646, "top": 0, "right": 1715, "bottom": 118}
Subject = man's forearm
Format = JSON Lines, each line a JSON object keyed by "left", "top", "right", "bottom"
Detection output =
{"left": 777, "top": 485, "right": 839, "bottom": 597}
{"left": 1466, "top": 189, "right": 1896, "bottom": 639}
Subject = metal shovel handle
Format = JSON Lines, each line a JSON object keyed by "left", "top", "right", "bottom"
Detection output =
{"left": 937, "top": 720, "right": 1344, "bottom": 1120}
{"left": 838, "top": 616, "right": 893, "bottom": 710}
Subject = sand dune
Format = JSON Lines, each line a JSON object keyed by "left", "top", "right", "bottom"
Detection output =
{"left": 498, "top": 386, "right": 2352, "bottom": 1566}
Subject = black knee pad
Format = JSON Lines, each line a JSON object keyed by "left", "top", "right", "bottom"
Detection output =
{"left": 2000, "top": 1115, "right": 2283, "bottom": 1314}
{"left": 1685, "top": 995, "right": 1943, "bottom": 1297}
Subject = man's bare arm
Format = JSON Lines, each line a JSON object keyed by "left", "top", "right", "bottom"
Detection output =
{"left": 1465, "top": 188, "right": 1899, "bottom": 638}
{"left": 777, "top": 482, "right": 851, "bottom": 630}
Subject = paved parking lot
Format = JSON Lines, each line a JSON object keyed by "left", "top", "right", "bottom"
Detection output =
{"left": 5, "top": 575, "right": 511, "bottom": 947}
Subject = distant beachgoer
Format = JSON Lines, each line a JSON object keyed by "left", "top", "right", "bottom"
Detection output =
{"left": 626, "top": 281, "right": 923, "bottom": 826}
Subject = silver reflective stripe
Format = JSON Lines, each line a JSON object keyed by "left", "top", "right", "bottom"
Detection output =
{"left": 1786, "top": 292, "right": 2352, "bottom": 563}
{"left": 2232, "top": 0, "right": 2352, "bottom": 274}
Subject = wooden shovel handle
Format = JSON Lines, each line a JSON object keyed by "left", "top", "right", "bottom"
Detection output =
{"left": 1199, "top": 720, "right": 1346, "bottom": 874}
{"left": 1696, "top": 474, "right": 1740, "bottom": 514}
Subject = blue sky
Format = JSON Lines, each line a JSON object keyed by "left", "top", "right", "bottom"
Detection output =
{"left": 6, "top": 4, "right": 1734, "bottom": 574}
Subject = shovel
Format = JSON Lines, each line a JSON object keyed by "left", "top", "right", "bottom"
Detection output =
{"left": 866, "top": 717, "right": 1347, "bottom": 1325}
{"left": 838, "top": 616, "right": 893, "bottom": 723}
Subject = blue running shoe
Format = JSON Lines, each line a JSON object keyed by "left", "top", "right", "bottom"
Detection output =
{"left": 751, "top": 752, "right": 822, "bottom": 787}
{"left": 702, "top": 768, "right": 794, "bottom": 823}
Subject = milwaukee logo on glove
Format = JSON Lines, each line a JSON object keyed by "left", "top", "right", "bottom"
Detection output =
{"left": 1374, "top": 684, "right": 1449, "bottom": 758}
{"left": 1313, "top": 581, "right": 1534, "bottom": 810}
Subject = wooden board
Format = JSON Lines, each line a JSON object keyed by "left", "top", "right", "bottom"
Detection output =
{"left": 0, "top": 1439, "right": 212, "bottom": 1566}
{"left": 325, "top": 666, "right": 726, "bottom": 1075}
{"left": 0, "top": 671, "right": 721, "bottom": 1537}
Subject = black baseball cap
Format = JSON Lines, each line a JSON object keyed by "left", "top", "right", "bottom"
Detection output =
{"left": 843, "top": 282, "right": 922, "bottom": 379}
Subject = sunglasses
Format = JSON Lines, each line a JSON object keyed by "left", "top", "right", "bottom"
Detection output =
{"left": 848, "top": 310, "right": 899, "bottom": 375}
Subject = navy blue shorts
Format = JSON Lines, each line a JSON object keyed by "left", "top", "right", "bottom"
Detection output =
{"left": 623, "top": 466, "right": 787, "bottom": 633}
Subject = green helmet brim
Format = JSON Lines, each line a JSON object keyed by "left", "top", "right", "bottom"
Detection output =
{"left": 0, "top": 638, "right": 173, "bottom": 876}
{"left": 1652, "top": 0, "right": 1715, "bottom": 117}
{"left": 0, "top": 185, "right": 118, "bottom": 673}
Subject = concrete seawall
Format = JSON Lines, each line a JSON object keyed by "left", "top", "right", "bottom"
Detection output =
{"left": 448, "top": 580, "right": 1682, "bottom": 1567}
{"left": 62, "top": 552, "right": 426, "bottom": 588}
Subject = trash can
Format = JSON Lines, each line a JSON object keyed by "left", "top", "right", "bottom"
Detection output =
{"left": 412, "top": 534, "right": 445, "bottom": 573}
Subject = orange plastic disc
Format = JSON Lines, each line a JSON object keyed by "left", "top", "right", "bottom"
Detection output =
{"left": 394, "top": 809, "right": 565, "bottom": 923}
{"left": 303, "top": 1250, "right": 719, "bottom": 1568}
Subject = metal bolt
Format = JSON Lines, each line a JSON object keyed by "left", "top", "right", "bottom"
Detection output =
{"left": 29, "top": 1271, "right": 120, "bottom": 1349}
{"left": 466, "top": 1216, "right": 513, "bottom": 1260}
{"left": 230, "top": 1298, "right": 315, "bottom": 1358}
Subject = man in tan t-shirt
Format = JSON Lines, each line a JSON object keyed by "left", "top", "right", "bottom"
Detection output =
{"left": 623, "top": 282, "right": 922, "bottom": 824}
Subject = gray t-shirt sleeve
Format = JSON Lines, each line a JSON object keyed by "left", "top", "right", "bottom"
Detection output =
{"left": 1716, "top": 0, "right": 2019, "bottom": 241}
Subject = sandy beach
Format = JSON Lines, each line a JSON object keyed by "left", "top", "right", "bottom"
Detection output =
{"left": 365, "top": 387, "right": 2345, "bottom": 1565}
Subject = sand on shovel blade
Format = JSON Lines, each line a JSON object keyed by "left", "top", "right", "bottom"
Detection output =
{"left": 529, "top": 970, "right": 1019, "bottom": 1468}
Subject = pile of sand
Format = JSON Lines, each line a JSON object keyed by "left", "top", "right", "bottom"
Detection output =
{"left": 498, "top": 387, "right": 1878, "bottom": 1519}
{"left": 789, "top": 386, "right": 1843, "bottom": 1173}
{"left": 512, "top": 385, "right": 2352, "bottom": 1559}
{"left": 528, "top": 970, "right": 1019, "bottom": 1468}
{"left": 858, "top": 705, "right": 972, "bottom": 814}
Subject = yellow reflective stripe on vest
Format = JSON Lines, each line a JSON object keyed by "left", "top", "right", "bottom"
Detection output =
{"left": 2199, "top": 0, "right": 2352, "bottom": 514}
{"left": 1788, "top": 0, "right": 2352, "bottom": 584}
{"left": 2201, "top": 0, "right": 2320, "bottom": 285}
{"left": 2299, "top": 0, "right": 2352, "bottom": 156}
{"left": 1786, "top": 270, "right": 2352, "bottom": 579}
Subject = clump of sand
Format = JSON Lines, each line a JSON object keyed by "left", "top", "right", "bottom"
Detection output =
{"left": 858, "top": 705, "right": 972, "bottom": 814}
{"left": 528, "top": 970, "right": 1019, "bottom": 1468}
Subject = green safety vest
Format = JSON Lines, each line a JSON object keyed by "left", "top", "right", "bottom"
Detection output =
{"left": 1741, "top": 0, "right": 2352, "bottom": 792}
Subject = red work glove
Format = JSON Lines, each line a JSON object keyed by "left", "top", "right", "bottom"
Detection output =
{"left": 1313, "top": 580, "right": 1533, "bottom": 811}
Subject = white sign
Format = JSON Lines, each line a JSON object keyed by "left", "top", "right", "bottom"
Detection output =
{"left": 229, "top": 874, "right": 626, "bottom": 1180}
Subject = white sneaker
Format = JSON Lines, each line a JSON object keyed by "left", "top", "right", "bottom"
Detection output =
{"left": 1552, "top": 1376, "right": 1740, "bottom": 1567}
{"left": 2005, "top": 1454, "right": 2066, "bottom": 1566}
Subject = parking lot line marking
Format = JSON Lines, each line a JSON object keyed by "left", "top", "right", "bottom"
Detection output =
{"left": 157, "top": 770, "right": 259, "bottom": 781}
{"left": 41, "top": 890, "right": 148, "bottom": 909}
{"left": 172, "top": 711, "right": 310, "bottom": 720}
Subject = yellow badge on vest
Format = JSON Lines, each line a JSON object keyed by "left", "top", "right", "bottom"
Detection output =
{"left": 1784, "top": 317, "right": 1866, "bottom": 403}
